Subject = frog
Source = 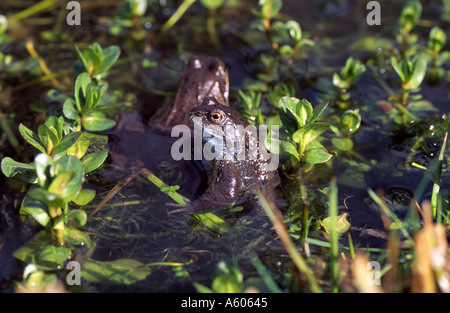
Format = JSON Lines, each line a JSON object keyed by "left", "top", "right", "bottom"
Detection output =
{"left": 113, "top": 56, "right": 279, "bottom": 216}
{"left": 150, "top": 56, "right": 229, "bottom": 134}
{"left": 168, "top": 97, "right": 280, "bottom": 215}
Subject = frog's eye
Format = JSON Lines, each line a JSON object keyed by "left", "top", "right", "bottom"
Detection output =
{"left": 209, "top": 110, "right": 225, "bottom": 123}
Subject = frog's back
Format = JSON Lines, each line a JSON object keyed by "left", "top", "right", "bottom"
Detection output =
{"left": 149, "top": 56, "right": 229, "bottom": 133}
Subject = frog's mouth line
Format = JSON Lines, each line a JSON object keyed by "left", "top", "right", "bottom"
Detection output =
{"left": 169, "top": 122, "right": 280, "bottom": 171}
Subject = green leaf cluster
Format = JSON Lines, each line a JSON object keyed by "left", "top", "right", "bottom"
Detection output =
{"left": 398, "top": 0, "right": 422, "bottom": 35}
{"left": 423, "top": 26, "right": 450, "bottom": 81}
{"left": 391, "top": 55, "right": 427, "bottom": 91}
{"left": 75, "top": 43, "right": 120, "bottom": 79}
{"left": 63, "top": 72, "right": 116, "bottom": 131}
{"left": 63, "top": 44, "right": 121, "bottom": 132}
{"left": 257, "top": 0, "right": 282, "bottom": 19}
{"left": 332, "top": 57, "right": 366, "bottom": 90}
{"left": 274, "top": 96, "right": 332, "bottom": 164}
{"left": 238, "top": 90, "right": 263, "bottom": 125}
{"left": 0, "top": 42, "right": 119, "bottom": 288}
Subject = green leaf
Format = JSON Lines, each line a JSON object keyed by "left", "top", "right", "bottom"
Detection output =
{"left": 67, "top": 136, "right": 90, "bottom": 159}
{"left": 74, "top": 72, "right": 92, "bottom": 110}
{"left": 71, "top": 189, "right": 96, "bottom": 206}
{"left": 12, "top": 229, "right": 73, "bottom": 269}
{"left": 212, "top": 274, "right": 243, "bottom": 293}
{"left": 34, "top": 153, "right": 53, "bottom": 188}
{"left": 278, "top": 96, "right": 300, "bottom": 136}
{"left": 1, "top": 157, "right": 35, "bottom": 179}
{"left": 19, "top": 123, "right": 46, "bottom": 153}
{"left": 390, "top": 57, "right": 406, "bottom": 83}
{"left": 407, "top": 100, "right": 438, "bottom": 113}
{"left": 309, "top": 102, "right": 329, "bottom": 124}
{"left": 293, "top": 122, "right": 330, "bottom": 160}
{"left": 98, "top": 45, "right": 120, "bottom": 75}
{"left": 82, "top": 47, "right": 102, "bottom": 76}
{"left": 399, "top": 0, "right": 422, "bottom": 32}
{"left": 285, "top": 20, "right": 301, "bottom": 42}
{"left": 280, "top": 140, "right": 299, "bottom": 161}
{"left": 27, "top": 186, "right": 65, "bottom": 208}
{"left": 50, "top": 156, "right": 84, "bottom": 200}
{"left": 82, "top": 258, "right": 151, "bottom": 285}
{"left": 303, "top": 141, "right": 333, "bottom": 164}
{"left": 278, "top": 97, "right": 313, "bottom": 134}
{"left": 195, "top": 213, "right": 231, "bottom": 233}
{"left": 292, "top": 122, "right": 330, "bottom": 145}
{"left": 193, "top": 282, "right": 214, "bottom": 293}
{"left": 81, "top": 150, "right": 108, "bottom": 173}
{"left": 20, "top": 195, "right": 50, "bottom": 227}
{"left": 44, "top": 116, "right": 63, "bottom": 142}
{"left": 64, "top": 228, "right": 91, "bottom": 247}
{"left": 52, "top": 131, "right": 81, "bottom": 155}
{"left": 63, "top": 99, "right": 80, "bottom": 121}
{"left": 259, "top": 0, "right": 282, "bottom": 19}
{"left": 0, "top": 15, "right": 7, "bottom": 34}
{"left": 36, "top": 245, "right": 73, "bottom": 266}
{"left": 428, "top": 27, "right": 446, "bottom": 53}
{"left": 82, "top": 111, "right": 116, "bottom": 131}
{"left": 66, "top": 209, "right": 88, "bottom": 227}
{"left": 75, "top": 46, "right": 88, "bottom": 76}
{"left": 128, "top": 0, "right": 148, "bottom": 16}
{"left": 331, "top": 137, "right": 354, "bottom": 151}
{"left": 332, "top": 73, "right": 348, "bottom": 89}
{"left": 90, "top": 43, "right": 103, "bottom": 59}
{"left": 199, "top": 0, "right": 224, "bottom": 9}
{"left": 38, "top": 124, "right": 59, "bottom": 154}
{"left": 321, "top": 213, "right": 351, "bottom": 235}
{"left": 48, "top": 171, "right": 75, "bottom": 198}
{"left": 212, "top": 260, "right": 243, "bottom": 293}
{"left": 296, "top": 99, "right": 313, "bottom": 128}
{"left": 263, "top": 127, "right": 280, "bottom": 154}
{"left": 408, "top": 57, "right": 427, "bottom": 90}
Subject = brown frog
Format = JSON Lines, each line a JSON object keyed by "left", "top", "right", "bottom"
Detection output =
{"left": 145, "top": 56, "right": 279, "bottom": 215}
{"left": 168, "top": 97, "right": 280, "bottom": 215}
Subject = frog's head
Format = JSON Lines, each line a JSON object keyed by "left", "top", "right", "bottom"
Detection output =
{"left": 189, "top": 97, "right": 252, "bottom": 159}
{"left": 187, "top": 57, "right": 229, "bottom": 106}
{"left": 189, "top": 97, "right": 249, "bottom": 131}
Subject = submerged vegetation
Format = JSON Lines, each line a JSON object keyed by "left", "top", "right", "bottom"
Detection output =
{"left": 0, "top": 0, "right": 449, "bottom": 293}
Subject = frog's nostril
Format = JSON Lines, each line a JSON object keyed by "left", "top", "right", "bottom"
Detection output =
{"left": 188, "top": 56, "right": 203, "bottom": 69}
{"left": 202, "top": 97, "right": 218, "bottom": 106}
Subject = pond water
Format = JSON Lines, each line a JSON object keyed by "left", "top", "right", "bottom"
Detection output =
{"left": 0, "top": 0, "right": 449, "bottom": 292}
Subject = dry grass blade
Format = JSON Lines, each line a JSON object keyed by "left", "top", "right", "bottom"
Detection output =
{"left": 257, "top": 190, "right": 322, "bottom": 293}
{"left": 412, "top": 201, "right": 450, "bottom": 292}
{"left": 89, "top": 169, "right": 144, "bottom": 218}
{"left": 351, "top": 252, "right": 383, "bottom": 293}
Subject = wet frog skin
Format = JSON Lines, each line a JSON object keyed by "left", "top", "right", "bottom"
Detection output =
{"left": 170, "top": 97, "right": 280, "bottom": 215}
{"left": 150, "top": 56, "right": 229, "bottom": 133}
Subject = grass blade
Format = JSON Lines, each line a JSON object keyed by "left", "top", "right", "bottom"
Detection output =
{"left": 328, "top": 177, "right": 339, "bottom": 293}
